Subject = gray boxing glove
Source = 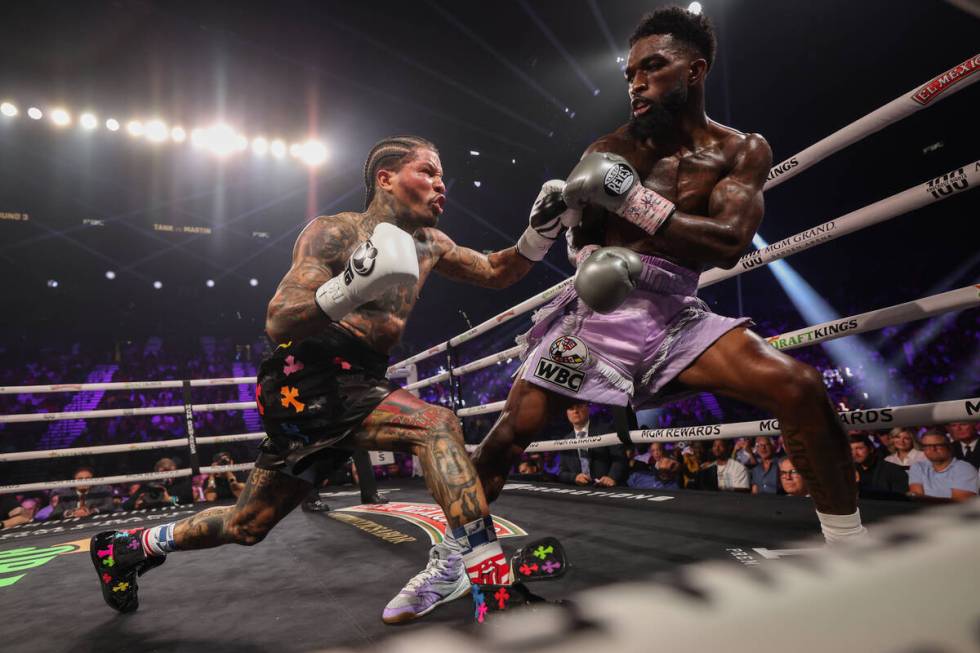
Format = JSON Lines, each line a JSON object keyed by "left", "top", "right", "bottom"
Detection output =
{"left": 563, "top": 152, "right": 675, "bottom": 235}
{"left": 574, "top": 246, "right": 644, "bottom": 314}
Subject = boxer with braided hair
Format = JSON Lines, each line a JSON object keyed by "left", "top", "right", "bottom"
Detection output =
{"left": 89, "top": 134, "right": 572, "bottom": 622}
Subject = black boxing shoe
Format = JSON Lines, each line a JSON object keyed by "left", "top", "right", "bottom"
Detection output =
{"left": 470, "top": 581, "right": 548, "bottom": 623}
{"left": 90, "top": 529, "right": 166, "bottom": 613}
{"left": 360, "top": 492, "right": 388, "bottom": 505}
{"left": 510, "top": 536, "right": 568, "bottom": 582}
{"left": 301, "top": 495, "right": 331, "bottom": 513}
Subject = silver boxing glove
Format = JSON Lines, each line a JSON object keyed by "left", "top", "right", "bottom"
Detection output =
{"left": 574, "top": 246, "right": 644, "bottom": 314}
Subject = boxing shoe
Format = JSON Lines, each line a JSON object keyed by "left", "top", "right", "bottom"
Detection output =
{"left": 470, "top": 580, "right": 546, "bottom": 623}
{"left": 382, "top": 536, "right": 471, "bottom": 624}
{"left": 382, "top": 536, "right": 569, "bottom": 624}
{"left": 90, "top": 529, "right": 165, "bottom": 613}
{"left": 360, "top": 492, "right": 389, "bottom": 505}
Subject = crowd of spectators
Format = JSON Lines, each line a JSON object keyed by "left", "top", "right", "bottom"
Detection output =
{"left": 0, "top": 301, "right": 976, "bottom": 525}
{"left": 508, "top": 410, "right": 979, "bottom": 504}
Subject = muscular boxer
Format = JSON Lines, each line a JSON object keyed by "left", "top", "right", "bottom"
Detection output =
{"left": 391, "top": 6, "right": 866, "bottom": 619}
{"left": 89, "top": 135, "right": 569, "bottom": 621}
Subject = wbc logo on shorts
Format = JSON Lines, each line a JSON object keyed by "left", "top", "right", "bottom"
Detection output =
{"left": 548, "top": 335, "right": 588, "bottom": 368}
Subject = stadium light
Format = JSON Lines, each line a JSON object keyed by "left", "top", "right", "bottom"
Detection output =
{"left": 79, "top": 113, "right": 98, "bottom": 130}
{"left": 298, "top": 140, "right": 327, "bottom": 166}
{"left": 127, "top": 120, "right": 145, "bottom": 137}
{"left": 171, "top": 126, "right": 186, "bottom": 143}
{"left": 50, "top": 108, "right": 71, "bottom": 127}
{"left": 270, "top": 139, "right": 286, "bottom": 158}
{"left": 27, "top": 107, "right": 43, "bottom": 120}
{"left": 144, "top": 120, "right": 168, "bottom": 142}
{"left": 251, "top": 137, "right": 269, "bottom": 156}
{"left": 105, "top": 118, "right": 120, "bottom": 131}
{"left": 0, "top": 102, "right": 17, "bottom": 117}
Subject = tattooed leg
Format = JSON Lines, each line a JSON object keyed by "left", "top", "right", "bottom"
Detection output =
{"left": 676, "top": 327, "right": 858, "bottom": 514}
{"left": 172, "top": 467, "right": 312, "bottom": 549}
{"left": 352, "top": 389, "right": 487, "bottom": 528}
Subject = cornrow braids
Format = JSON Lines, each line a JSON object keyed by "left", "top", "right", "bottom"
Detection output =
{"left": 363, "top": 135, "right": 438, "bottom": 209}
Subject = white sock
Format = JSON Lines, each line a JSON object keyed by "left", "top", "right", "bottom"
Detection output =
{"left": 451, "top": 516, "right": 511, "bottom": 585}
{"left": 816, "top": 509, "right": 869, "bottom": 546}
{"left": 141, "top": 523, "right": 177, "bottom": 556}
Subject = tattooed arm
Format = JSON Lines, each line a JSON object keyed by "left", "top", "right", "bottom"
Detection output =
{"left": 420, "top": 227, "right": 534, "bottom": 289}
{"left": 265, "top": 214, "right": 359, "bottom": 343}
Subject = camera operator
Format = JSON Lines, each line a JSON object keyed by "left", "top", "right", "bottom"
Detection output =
{"left": 204, "top": 451, "right": 246, "bottom": 502}
{"left": 123, "top": 457, "right": 195, "bottom": 510}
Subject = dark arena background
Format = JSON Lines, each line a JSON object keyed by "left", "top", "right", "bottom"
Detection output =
{"left": 1, "top": 2, "right": 978, "bottom": 652}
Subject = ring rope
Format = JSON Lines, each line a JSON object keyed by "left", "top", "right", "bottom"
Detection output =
{"left": 0, "top": 463, "right": 256, "bottom": 496}
{"left": 699, "top": 160, "right": 978, "bottom": 288}
{"left": 763, "top": 53, "right": 979, "bottom": 190}
{"left": 522, "top": 396, "right": 980, "bottom": 454}
{"left": 0, "top": 400, "right": 255, "bottom": 425}
{"left": 388, "top": 55, "right": 979, "bottom": 374}
{"left": 0, "top": 432, "right": 266, "bottom": 463}
{"left": 0, "top": 376, "right": 255, "bottom": 396}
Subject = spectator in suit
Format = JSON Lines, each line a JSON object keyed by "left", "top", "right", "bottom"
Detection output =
{"left": 910, "top": 430, "right": 978, "bottom": 502}
{"left": 947, "top": 422, "right": 980, "bottom": 469}
{"left": 557, "top": 402, "right": 626, "bottom": 487}
{"left": 50, "top": 466, "right": 116, "bottom": 519}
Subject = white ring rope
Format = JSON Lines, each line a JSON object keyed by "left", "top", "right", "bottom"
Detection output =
{"left": 0, "top": 400, "right": 255, "bottom": 425}
{"left": 522, "top": 396, "right": 980, "bottom": 454}
{"left": 764, "top": 53, "right": 979, "bottom": 189}
{"left": 0, "top": 376, "right": 255, "bottom": 396}
{"left": 698, "top": 160, "right": 978, "bottom": 288}
{"left": 0, "top": 463, "right": 256, "bottom": 496}
{"left": 387, "top": 55, "right": 979, "bottom": 375}
{"left": 0, "top": 432, "right": 267, "bottom": 463}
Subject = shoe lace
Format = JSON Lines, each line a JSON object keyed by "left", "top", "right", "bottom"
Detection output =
{"left": 403, "top": 548, "right": 461, "bottom": 592}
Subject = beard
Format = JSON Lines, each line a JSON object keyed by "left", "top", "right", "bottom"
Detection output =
{"left": 628, "top": 83, "right": 687, "bottom": 142}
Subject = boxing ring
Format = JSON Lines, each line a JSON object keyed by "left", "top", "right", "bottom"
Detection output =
{"left": 0, "top": 55, "right": 978, "bottom": 652}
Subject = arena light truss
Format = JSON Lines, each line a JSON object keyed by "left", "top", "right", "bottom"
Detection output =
{"left": 0, "top": 99, "right": 330, "bottom": 168}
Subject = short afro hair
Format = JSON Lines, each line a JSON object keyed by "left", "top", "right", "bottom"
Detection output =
{"left": 629, "top": 6, "right": 716, "bottom": 70}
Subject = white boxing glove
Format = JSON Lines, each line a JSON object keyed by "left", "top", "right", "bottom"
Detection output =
{"left": 315, "top": 222, "right": 419, "bottom": 320}
{"left": 516, "top": 180, "right": 568, "bottom": 261}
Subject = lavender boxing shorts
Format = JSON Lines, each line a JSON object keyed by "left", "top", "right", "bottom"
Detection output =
{"left": 517, "top": 254, "right": 750, "bottom": 408}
